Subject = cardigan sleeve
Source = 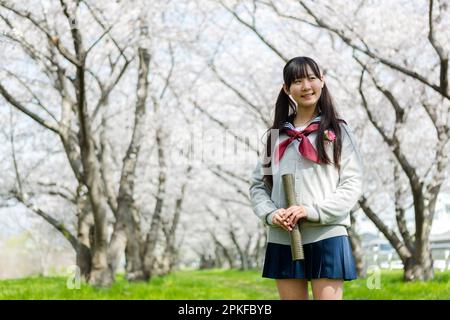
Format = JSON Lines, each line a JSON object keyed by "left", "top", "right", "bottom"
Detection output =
{"left": 249, "top": 160, "right": 279, "bottom": 226}
{"left": 304, "top": 124, "right": 364, "bottom": 225}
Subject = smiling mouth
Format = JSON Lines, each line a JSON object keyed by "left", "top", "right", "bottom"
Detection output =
{"left": 301, "top": 93, "right": 314, "bottom": 98}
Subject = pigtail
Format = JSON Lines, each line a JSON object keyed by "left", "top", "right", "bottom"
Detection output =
{"left": 315, "top": 83, "right": 343, "bottom": 170}
{"left": 263, "top": 87, "right": 295, "bottom": 189}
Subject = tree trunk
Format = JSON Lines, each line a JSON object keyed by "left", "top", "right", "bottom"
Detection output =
{"left": 210, "top": 232, "right": 235, "bottom": 268}
{"left": 402, "top": 250, "right": 433, "bottom": 282}
{"left": 156, "top": 158, "right": 192, "bottom": 276}
{"left": 78, "top": 90, "right": 114, "bottom": 287}
{"left": 76, "top": 189, "right": 93, "bottom": 279}
{"left": 412, "top": 217, "right": 435, "bottom": 281}
{"left": 87, "top": 195, "right": 113, "bottom": 287}
{"left": 114, "top": 46, "right": 150, "bottom": 281}
{"left": 75, "top": 243, "right": 92, "bottom": 280}
{"left": 348, "top": 210, "right": 366, "bottom": 277}
{"left": 229, "top": 229, "right": 248, "bottom": 270}
{"left": 124, "top": 206, "right": 145, "bottom": 280}
{"left": 107, "top": 227, "right": 127, "bottom": 276}
{"left": 142, "top": 192, "right": 165, "bottom": 279}
{"left": 142, "top": 116, "right": 167, "bottom": 279}
{"left": 251, "top": 226, "right": 266, "bottom": 269}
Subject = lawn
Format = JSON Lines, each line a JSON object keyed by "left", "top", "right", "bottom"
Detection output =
{"left": 0, "top": 269, "right": 448, "bottom": 300}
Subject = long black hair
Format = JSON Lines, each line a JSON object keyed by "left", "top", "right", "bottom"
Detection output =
{"left": 263, "top": 56, "right": 344, "bottom": 188}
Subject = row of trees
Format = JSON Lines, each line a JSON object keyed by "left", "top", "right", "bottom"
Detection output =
{"left": 0, "top": 0, "right": 265, "bottom": 286}
{"left": 0, "top": 0, "right": 186, "bottom": 286}
{"left": 0, "top": 0, "right": 448, "bottom": 286}
{"left": 214, "top": 0, "right": 449, "bottom": 281}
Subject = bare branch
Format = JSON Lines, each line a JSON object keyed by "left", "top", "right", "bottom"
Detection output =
{"left": 0, "top": 82, "right": 60, "bottom": 134}
{"left": 99, "top": 117, "right": 118, "bottom": 216}
{"left": 218, "top": 0, "right": 288, "bottom": 62}
{"left": 159, "top": 42, "right": 175, "bottom": 100}
{"left": 204, "top": 191, "right": 251, "bottom": 207}
{"left": 297, "top": 0, "right": 450, "bottom": 99}
{"left": 8, "top": 109, "right": 23, "bottom": 195}
{"left": 0, "top": 18, "right": 67, "bottom": 85}
{"left": 356, "top": 59, "right": 422, "bottom": 191}
{"left": 359, "top": 195, "right": 412, "bottom": 261}
{"left": 207, "top": 61, "right": 270, "bottom": 126}
{"left": 256, "top": 0, "right": 321, "bottom": 27}
{"left": 7, "top": 110, "right": 80, "bottom": 249}
{"left": 36, "top": 181, "right": 76, "bottom": 204}
{"left": 206, "top": 165, "right": 249, "bottom": 201}
{"left": 3, "top": 69, "right": 59, "bottom": 123}
{"left": 192, "top": 100, "right": 259, "bottom": 153}
{"left": 85, "top": 24, "right": 113, "bottom": 56}
{"left": 428, "top": 0, "right": 448, "bottom": 94}
{"left": 91, "top": 57, "right": 133, "bottom": 120}
{"left": 83, "top": 1, "right": 130, "bottom": 60}
{"left": 393, "top": 164, "right": 415, "bottom": 253}
{"left": 13, "top": 193, "right": 79, "bottom": 249}
{"left": 59, "top": 0, "right": 84, "bottom": 61}
{"left": 0, "top": 1, "right": 81, "bottom": 66}
{"left": 212, "top": 164, "right": 251, "bottom": 185}
{"left": 356, "top": 64, "right": 392, "bottom": 146}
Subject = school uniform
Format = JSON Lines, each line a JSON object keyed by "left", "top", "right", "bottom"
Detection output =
{"left": 249, "top": 116, "right": 363, "bottom": 280}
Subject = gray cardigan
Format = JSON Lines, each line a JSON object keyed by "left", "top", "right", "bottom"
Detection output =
{"left": 249, "top": 122, "right": 363, "bottom": 245}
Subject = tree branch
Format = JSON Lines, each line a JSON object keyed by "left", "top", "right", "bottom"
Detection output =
{"left": 0, "top": 1, "right": 81, "bottom": 66}
{"left": 359, "top": 195, "right": 412, "bottom": 261}
{"left": 428, "top": 0, "right": 448, "bottom": 94}
{"left": 297, "top": 0, "right": 450, "bottom": 99}
{"left": 192, "top": 100, "right": 259, "bottom": 153}
{"left": 14, "top": 193, "right": 80, "bottom": 250}
{"left": 207, "top": 61, "right": 270, "bottom": 126}
{"left": 3, "top": 70, "right": 59, "bottom": 123}
{"left": 0, "top": 82, "right": 60, "bottom": 134}
{"left": 218, "top": 0, "right": 288, "bottom": 62}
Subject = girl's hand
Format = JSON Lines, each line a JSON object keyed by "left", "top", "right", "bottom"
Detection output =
{"left": 284, "top": 205, "right": 308, "bottom": 228}
{"left": 271, "top": 208, "right": 293, "bottom": 232}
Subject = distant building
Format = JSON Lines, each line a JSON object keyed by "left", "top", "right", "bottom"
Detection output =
{"left": 360, "top": 231, "right": 450, "bottom": 271}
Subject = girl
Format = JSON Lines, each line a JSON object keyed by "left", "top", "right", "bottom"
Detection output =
{"left": 249, "top": 56, "right": 363, "bottom": 300}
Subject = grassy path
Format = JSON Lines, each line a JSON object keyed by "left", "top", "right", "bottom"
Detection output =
{"left": 0, "top": 269, "right": 448, "bottom": 299}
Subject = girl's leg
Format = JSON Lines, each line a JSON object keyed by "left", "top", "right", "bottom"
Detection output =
{"left": 275, "top": 279, "right": 309, "bottom": 300}
{"left": 310, "top": 279, "right": 343, "bottom": 300}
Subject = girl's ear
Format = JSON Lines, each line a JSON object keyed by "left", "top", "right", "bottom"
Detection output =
{"left": 283, "top": 83, "right": 289, "bottom": 95}
{"left": 320, "top": 75, "right": 325, "bottom": 89}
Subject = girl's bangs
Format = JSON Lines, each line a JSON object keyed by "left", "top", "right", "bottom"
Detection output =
{"left": 285, "top": 60, "right": 321, "bottom": 85}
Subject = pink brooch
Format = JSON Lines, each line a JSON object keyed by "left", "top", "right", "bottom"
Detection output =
{"left": 324, "top": 130, "right": 336, "bottom": 142}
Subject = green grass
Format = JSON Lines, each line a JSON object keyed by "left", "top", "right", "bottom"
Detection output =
{"left": 0, "top": 269, "right": 448, "bottom": 300}
{"left": 345, "top": 270, "right": 450, "bottom": 300}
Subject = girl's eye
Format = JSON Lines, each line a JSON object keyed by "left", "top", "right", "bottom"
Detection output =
{"left": 309, "top": 77, "right": 316, "bottom": 80}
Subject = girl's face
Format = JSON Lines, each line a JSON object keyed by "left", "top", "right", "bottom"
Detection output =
{"left": 284, "top": 65, "right": 324, "bottom": 109}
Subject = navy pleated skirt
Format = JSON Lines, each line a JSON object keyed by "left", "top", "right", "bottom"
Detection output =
{"left": 262, "top": 236, "right": 357, "bottom": 281}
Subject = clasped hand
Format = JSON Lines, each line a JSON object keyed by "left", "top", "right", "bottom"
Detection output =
{"left": 271, "top": 205, "right": 308, "bottom": 231}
